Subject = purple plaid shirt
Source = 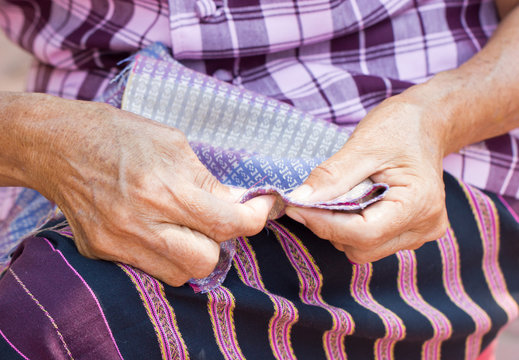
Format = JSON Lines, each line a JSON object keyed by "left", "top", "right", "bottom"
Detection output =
{"left": 0, "top": 0, "right": 516, "bottom": 251}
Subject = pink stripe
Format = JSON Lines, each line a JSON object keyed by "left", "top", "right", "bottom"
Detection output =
{"left": 269, "top": 221, "right": 354, "bottom": 360}
{"left": 0, "top": 328, "right": 30, "bottom": 360}
{"left": 233, "top": 256, "right": 290, "bottom": 360}
{"left": 438, "top": 229, "right": 492, "bottom": 360}
{"left": 208, "top": 286, "right": 244, "bottom": 360}
{"left": 138, "top": 268, "right": 189, "bottom": 360}
{"left": 465, "top": 187, "right": 519, "bottom": 322}
{"left": 396, "top": 250, "right": 452, "bottom": 360}
{"left": 234, "top": 237, "right": 298, "bottom": 360}
{"left": 41, "top": 238, "right": 124, "bottom": 360}
{"left": 151, "top": 279, "right": 177, "bottom": 336}
{"left": 120, "top": 265, "right": 172, "bottom": 360}
{"left": 350, "top": 262, "right": 406, "bottom": 360}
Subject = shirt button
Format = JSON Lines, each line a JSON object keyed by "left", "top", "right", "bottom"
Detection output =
{"left": 213, "top": 69, "right": 233, "bottom": 82}
{"left": 195, "top": 0, "right": 217, "bottom": 18}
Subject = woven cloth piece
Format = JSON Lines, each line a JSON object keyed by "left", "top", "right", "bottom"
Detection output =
{"left": 107, "top": 43, "right": 387, "bottom": 292}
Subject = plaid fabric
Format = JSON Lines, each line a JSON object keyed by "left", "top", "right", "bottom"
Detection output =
{"left": 0, "top": 0, "right": 513, "bottom": 200}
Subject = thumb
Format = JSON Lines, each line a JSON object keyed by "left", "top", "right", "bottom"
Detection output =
{"left": 203, "top": 177, "right": 277, "bottom": 225}
{"left": 289, "top": 142, "right": 379, "bottom": 203}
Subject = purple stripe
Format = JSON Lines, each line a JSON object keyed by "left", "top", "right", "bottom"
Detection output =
{"left": 0, "top": 328, "right": 30, "bottom": 360}
{"left": 209, "top": 288, "right": 228, "bottom": 358}
{"left": 9, "top": 268, "right": 73, "bottom": 358}
{"left": 463, "top": 1, "right": 485, "bottom": 50}
{"left": 221, "top": 289, "right": 237, "bottom": 358}
{"left": 125, "top": 266, "right": 172, "bottom": 358}
{"left": 151, "top": 280, "right": 175, "bottom": 333}
{"left": 16, "top": 0, "right": 51, "bottom": 55}
{"left": 234, "top": 238, "right": 297, "bottom": 360}
{"left": 350, "top": 263, "right": 406, "bottom": 359}
{"left": 0, "top": 262, "right": 68, "bottom": 360}
{"left": 0, "top": 236, "right": 123, "bottom": 359}
{"left": 210, "top": 287, "right": 237, "bottom": 359}
{"left": 485, "top": 135, "right": 514, "bottom": 193}
{"left": 41, "top": 239, "right": 124, "bottom": 360}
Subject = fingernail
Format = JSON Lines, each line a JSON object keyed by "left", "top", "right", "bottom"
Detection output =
{"left": 285, "top": 208, "right": 306, "bottom": 226}
{"left": 288, "top": 184, "right": 314, "bottom": 202}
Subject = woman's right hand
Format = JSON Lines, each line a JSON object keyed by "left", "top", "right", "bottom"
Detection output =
{"left": 1, "top": 92, "right": 274, "bottom": 286}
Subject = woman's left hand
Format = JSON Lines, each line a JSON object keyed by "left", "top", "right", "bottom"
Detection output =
{"left": 285, "top": 91, "right": 449, "bottom": 264}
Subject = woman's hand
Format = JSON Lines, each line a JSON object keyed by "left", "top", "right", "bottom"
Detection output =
{"left": 1, "top": 93, "right": 274, "bottom": 286}
{"left": 286, "top": 3, "right": 519, "bottom": 264}
{"left": 285, "top": 92, "right": 449, "bottom": 264}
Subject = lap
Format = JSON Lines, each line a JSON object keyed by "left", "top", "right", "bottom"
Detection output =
{"left": 1, "top": 172, "right": 518, "bottom": 360}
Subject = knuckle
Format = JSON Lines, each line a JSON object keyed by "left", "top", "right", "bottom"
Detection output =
{"left": 167, "top": 274, "right": 191, "bottom": 287}
{"left": 190, "top": 246, "right": 220, "bottom": 279}
{"left": 211, "top": 221, "right": 239, "bottom": 242}
{"left": 76, "top": 242, "right": 97, "bottom": 259}
{"left": 330, "top": 241, "right": 344, "bottom": 251}
{"left": 310, "top": 162, "right": 341, "bottom": 184}
{"left": 194, "top": 171, "right": 220, "bottom": 193}
{"left": 168, "top": 128, "right": 189, "bottom": 147}
{"left": 306, "top": 217, "right": 337, "bottom": 241}
{"left": 311, "top": 224, "right": 333, "bottom": 241}
{"left": 241, "top": 213, "right": 267, "bottom": 236}
{"left": 406, "top": 239, "right": 427, "bottom": 251}
{"left": 423, "top": 208, "right": 448, "bottom": 241}
{"left": 345, "top": 250, "right": 372, "bottom": 265}
{"left": 132, "top": 172, "right": 161, "bottom": 199}
{"left": 93, "top": 101, "right": 115, "bottom": 116}
{"left": 430, "top": 222, "right": 448, "bottom": 241}
{"left": 359, "top": 229, "right": 385, "bottom": 250}
{"left": 429, "top": 199, "right": 445, "bottom": 218}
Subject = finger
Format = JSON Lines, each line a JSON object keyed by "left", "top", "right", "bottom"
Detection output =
{"left": 288, "top": 138, "right": 381, "bottom": 203}
{"left": 151, "top": 223, "right": 221, "bottom": 279}
{"left": 174, "top": 162, "right": 276, "bottom": 239}
{"left": 78, "top": 236, "right": 194, "bottom": 287}
{"left": 330, "top": 240, "right": 346, "bottom": 252}
{"left": 80, "top": 224, "right": 221, "bottom": 286}
{"left": 163, "top": 185, "right": 275, "bottom": 242}
{"left": 228, "top": 186, "right": 247, "bottom": 202}
{"left": 341, "top": 227, "right": 443, "bottom": 264}
{"left": 286, "top": 191, "right": 411, "bottom": 249}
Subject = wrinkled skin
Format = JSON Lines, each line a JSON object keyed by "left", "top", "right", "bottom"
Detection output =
{"left": 1, "top": 94, "right": 274, "bottom": 286}
{"left": 286, "top": 96, "right": 448, "bottom": 264}
{"left": 285, "top": 1, "right": 519, "bottom": 262}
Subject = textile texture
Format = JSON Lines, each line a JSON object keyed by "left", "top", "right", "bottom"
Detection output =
{"left": 1, "top": 0, "right": 518, "bottom": 265}
{"left": 106, "top": 42, "right": 389, "bottom": 291}
{"left": 0, "top": 173, "right": 518, "bottom": 359}
{"left": 0, "top": 0, "right": 516, "bottom": 201}
{"left": 0, "top": 1, "right": 518, "bottom": 359}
